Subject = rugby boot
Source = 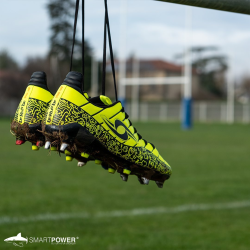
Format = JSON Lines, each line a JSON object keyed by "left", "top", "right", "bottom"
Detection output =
{"left": 10, "top": 71, "right": 92, "bottom": 166}
{"left": 43, "top": 71, "right": 172, "bottom": 185}
{"left": 42, "top": 72, "right": 95, "bottom": 164}
{"left": 10, "top": 71, "right": 53, "bottom": 149}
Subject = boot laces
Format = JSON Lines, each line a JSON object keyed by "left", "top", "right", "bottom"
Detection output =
{"left": 121, "top": 107, "right": 155, "bottom": 149}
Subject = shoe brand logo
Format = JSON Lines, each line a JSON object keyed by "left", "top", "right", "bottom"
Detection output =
{"left": 4, "top": 233, "right": 28, "bottom": 247}
{"left": 4, "top": 232, "right": 79, "bottom": 247}
{"left": 101, "top": 115, "right": 137, "bottom": 142}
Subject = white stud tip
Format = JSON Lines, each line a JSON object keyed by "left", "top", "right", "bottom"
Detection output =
{"left": 78, "top": 162, "right": 86, "bottom": 167}
{"left": 142, "top": 178, "right": 150, "bottom": 185}
{"left": 44, "top": 141, "right": 51, "bottom": 149}
{"left": 120, "top": 174, "right": 128, "bottom": 182}
{"left": 60, "top": 143, "right": 68, "bottom": 152}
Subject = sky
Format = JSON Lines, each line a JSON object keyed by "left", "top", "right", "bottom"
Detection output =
{"left": 0, "top": 0, "right": 250, "bottom": 77}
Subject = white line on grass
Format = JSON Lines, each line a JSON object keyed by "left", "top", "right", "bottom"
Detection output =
{"left": 0, "top": 200, "right": 250, "bottom": 225}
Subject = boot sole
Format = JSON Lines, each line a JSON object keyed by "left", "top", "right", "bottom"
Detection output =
{"left": 11, "top": 120, "right": 44, "bottom": 145}
{"left": 43, "top": 123, "right": 170, "bottom": 182}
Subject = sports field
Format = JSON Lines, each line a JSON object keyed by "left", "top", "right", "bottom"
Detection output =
{"left": 0, "top": 118, "right": 250, "bottom": 250}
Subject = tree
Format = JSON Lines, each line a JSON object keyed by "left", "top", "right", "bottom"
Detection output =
{"left": 47, "top": 0, "right": 75, "bottom": 61}
{"left": 237, "top": 76, "right": 250, "bottom": 104}
{"left": 175, "top": 46, "right": 228, "bottom": 97}
{"left": 0, "top": 50, "right": 18, "bottom": 70}
{"left": 193, "top": 54, "right": 228, "bottom": 97}
{"left": 0, "top": 50, "right": 27, "bottom": 100}
{"left": 47, "top": 0, "right": 92, "bottom": 90}
{"left": 22, "top": 56, "right": 49, "bottom": 76}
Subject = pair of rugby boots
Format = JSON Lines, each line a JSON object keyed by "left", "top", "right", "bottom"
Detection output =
{"left": 11, "top": 71, "right": 172, "bottom": 187}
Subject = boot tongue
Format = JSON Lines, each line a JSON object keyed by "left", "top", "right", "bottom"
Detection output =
{"left": 63, "top": 71, "right": 83, "bottom": 93}
{"left": 28, "top": 71, "right": 49, "bottom": 90}
{"left": 100, "top": 95, "right": 112, "bottom": 105}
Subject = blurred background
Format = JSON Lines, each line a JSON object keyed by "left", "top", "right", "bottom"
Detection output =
{"left": 0, "top": 1, "right": 250, "bottom": 250}
{"left": 0, "top": 0, "right": 250, "bottom": 122}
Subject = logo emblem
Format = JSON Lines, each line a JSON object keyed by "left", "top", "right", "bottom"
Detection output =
{"left": 4, "top": 233, "right": 28, "bottom": 247}
{"left": 101, "top": 115, "right": 137, "bottom": 141}
{"left": 4, "top": 232, "right": 79, "bottom": 247}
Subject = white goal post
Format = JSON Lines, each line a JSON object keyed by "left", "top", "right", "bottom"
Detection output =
{"left": 120, "top": 77, "right": 186, "bottom": 86}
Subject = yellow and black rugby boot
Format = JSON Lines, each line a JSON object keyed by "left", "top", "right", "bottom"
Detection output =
{"left": 10, "top": 71, "right": 92, "bottom": 166}
{"left": 43, "top": 71, "right": 172, "bottom": 187}
{"left": 41, "top": 72, "right": 95, "bottom": 166}
{"left": 10, "top": 72, "right": 53, "bottom": 150}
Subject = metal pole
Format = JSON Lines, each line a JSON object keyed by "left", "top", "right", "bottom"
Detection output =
{"left": 118, "top": 0, "right": 127, "bottom": 107}
{"left": 155, "top": 0, "right": 250, "bottom": 15}
{"left": 227, "top": 60, "right": 235, "bottom": 124}
{"left": 131, "top": 56, "right": 140, "bottom": 120}
{"left": 120, "top": 76, "right": 185, "bottom": 85}
{"left": 91, "top": 54, "right": 98, "bottom": 97}
{"left": 182, "top": 6, "right": 192, "bottom": 129}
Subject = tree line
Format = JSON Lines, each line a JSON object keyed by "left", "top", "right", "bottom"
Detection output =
{"left": 0, "top": 0, "right": 93, "bottom": 99}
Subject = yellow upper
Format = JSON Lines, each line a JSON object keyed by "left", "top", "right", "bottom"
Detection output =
{"left": 14, "top": 85, "right": 53, "bottom": 125}
{"left": 45, "top": 85, "right": 170, "bottom": 169}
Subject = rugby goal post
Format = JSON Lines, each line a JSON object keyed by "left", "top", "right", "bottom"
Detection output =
{"left": 118, "top": 2, "right": 193, "bottom": 129}
{"left": 118, "top": 0, "right": 242, "bottom": 128}
{"left": 119, "top": 63, "right": 190, "bottom": 128}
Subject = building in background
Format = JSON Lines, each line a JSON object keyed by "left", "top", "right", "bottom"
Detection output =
{"left": 106, "top": 57, "right": 224, "bottom": 101}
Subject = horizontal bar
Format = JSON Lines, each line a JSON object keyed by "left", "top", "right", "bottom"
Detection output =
{"left": 155, "top": 0, "right": 250, "bottom": 15}
{"left": 120, "top": 77, "right": 186, "bottom": 85}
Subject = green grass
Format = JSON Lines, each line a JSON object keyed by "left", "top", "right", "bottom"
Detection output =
{"left": 0, "top": 118, "right": 250, "bottom": 250}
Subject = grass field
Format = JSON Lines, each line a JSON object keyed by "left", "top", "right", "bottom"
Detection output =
{"left": 0, "top": 118, "right": 250, "bottom": 250}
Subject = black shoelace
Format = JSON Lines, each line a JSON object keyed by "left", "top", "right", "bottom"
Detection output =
{"left": 101, "top": 1, "right": 155, "bottom": 148}
{"left": 81, "top": 0, "right": 85, "bottom": 91}
{"left": 69, "top": 0, "right": 79, "bottom": 73}
{"left": 69, "top": 0, "right": 153, "bottom": 149}
{"left": 102, "top": 0, "right": 118, "bottom": 102}
{"left": 121, "top": 107, "right": 155, "bottom": 149}
{"left": 70, "top": 0, "right": 85, "bottom": 92}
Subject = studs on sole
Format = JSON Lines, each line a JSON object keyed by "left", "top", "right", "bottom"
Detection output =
{"left": 123, "top": 169, "right": 131, "bottom": 175}
{"left": 44, "top": 141, "right": 51, "bottom": 149}
{"left": 81, "top": 152, "right": 89, "bottom": 158}
{"left": 95, "top": 160, "right": 102, "bottom": 165}
{"left": 32, "top": 145, "right": 39, "bottom": 151}
{"left": 16, "top": 139, "right": 25, "bottom": 145}
{"left": 66, "top": 156, "right": 73, "bottom": 162}
{"left": 60, "top": 143, "right": 68, "bottom": 152}
{"left": 65, "top": 150, "right": 72, "bottom": 156}
{"left": 142, "top": 177, "right": 149, "bottom": 185}
{"left": 50, "top": 146, "right": 57, "bottom": 151}
{"left": 120, "top": 173, "right": 128, "bottom": 182}
{"left": 101, "top": 163, "right": 109, "bottom": 170}
{"left": 155, "top": 181, "right": 164, "bottom": 188}
{"left": 138, "top": 177, "right": 149, "bottom": 185}
{"left": 108, "top": 168, "right": 116, "bottom": 174}
{"left": 36, "top": 141, "right": 44, "bottom": 147}
{"left": 137, "top": 176, "right": 144, "bottom": 185}
{"left": 137, "top": 176, "right": 149, "bottom": 185}
{"left": 78, "top": 162, "right": 85, "bottom": 167}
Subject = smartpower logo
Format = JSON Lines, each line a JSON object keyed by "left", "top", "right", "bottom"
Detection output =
{"left": 4, "top": 233, "right": 79, "bottom": 247}
{"left": 4, "top": 233, "right": 27, "bottom": 247}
